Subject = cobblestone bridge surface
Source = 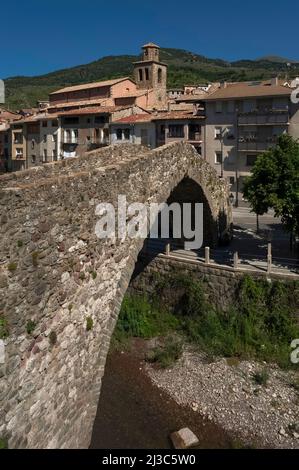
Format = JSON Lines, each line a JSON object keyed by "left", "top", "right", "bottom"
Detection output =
{"left": 0, "top": 142, "right": 231, "bottom": 448}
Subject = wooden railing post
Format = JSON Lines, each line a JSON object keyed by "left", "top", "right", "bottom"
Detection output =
{"left": 205, "top": 247, "right": 210, "bottom": 265}
{"left": 267, "top": 243, "right": 272, "bottom": 274}
{"left": 234, "top": 252, "right": 239, "bottom": 270}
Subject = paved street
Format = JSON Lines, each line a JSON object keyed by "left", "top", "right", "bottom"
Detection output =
{"left": 144, "top": 207, "right": 299, "bottom": 276}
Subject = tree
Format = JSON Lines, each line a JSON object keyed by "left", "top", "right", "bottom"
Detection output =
{"left": 243, "top": 135, "right": 299, "bottom": 243}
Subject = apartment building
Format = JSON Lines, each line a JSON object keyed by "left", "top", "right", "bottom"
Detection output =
{"left": 201, "top": 78, "right": 299, "bottom": 204}
{"left": 10, "top": 113, "right": 59, "bottom": 170}
{"left": 0, "top": 123, "right": 11, "bottom": 172}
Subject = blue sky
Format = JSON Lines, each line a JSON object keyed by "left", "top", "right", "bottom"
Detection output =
{"left": 1, "top": 0, "right": 299, "bottom": 78}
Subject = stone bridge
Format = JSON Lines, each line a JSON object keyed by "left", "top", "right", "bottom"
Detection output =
{"left": 0, "top": 142, "right": 231, "bottom": 449}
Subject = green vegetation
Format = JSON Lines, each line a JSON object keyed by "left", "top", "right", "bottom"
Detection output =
{"left": 26, "top": 320, "right": 36, "bottom": 336}
{"left": 147, "top": 336, "right": 183, "bottom": 368}
{"left": 91, "top": 271, "right": 97, "bottom": 280}
{"left": 32, "top": 252, "right": 39, "bottom": 267}
{"left": 0, "top": 317, "right": 9, "bottom": 339}
{"left": 4, "top": 48, "right": 299, "bottom": 110}
{"left": 7, "top": 262, "right": 17, "bottom": 273}
{"left": 86, "top": 317, "right": 94, "bottom": 332}
{"left": 243, "top": 135, "right": 299, "bottom": 240}
{"left": 114, "top": 275, "right": 299, "bottom": 368}
{"left": 0, "top": 438, "right": 8, "bottom": 449}
{"left": 49, "top": 331, "right": 57, "bottom": 346}
{"left": 252, "top": 369, "right": 269, "bottom": 386}
{"left": 17, "top": 240, "right": 23, "bottom": 248}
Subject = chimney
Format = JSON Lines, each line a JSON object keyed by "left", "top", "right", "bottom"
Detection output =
{"left": 271, "top": 77, "right": 279, "bottom": 86}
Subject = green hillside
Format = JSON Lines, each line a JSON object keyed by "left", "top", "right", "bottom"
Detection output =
{"left": 4, "top": 48, "right": 299, "bottom": 110}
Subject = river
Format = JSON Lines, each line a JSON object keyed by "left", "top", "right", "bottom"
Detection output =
{"left": 90, "top": 345, "right": 234, "bottom": 449}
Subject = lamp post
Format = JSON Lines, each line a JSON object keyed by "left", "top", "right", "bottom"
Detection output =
{"left": 220, "top": 127, "right": 229, "bottom": 179}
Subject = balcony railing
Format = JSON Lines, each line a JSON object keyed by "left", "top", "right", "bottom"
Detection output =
{"left": 238, "top": 109, "right": 289, "bottom": 126}
{"left": 238, "top": 138, "right": 278, "bottom": 152}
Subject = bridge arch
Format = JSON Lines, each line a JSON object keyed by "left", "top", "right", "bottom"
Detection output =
{"left": 0, "top": 142, "right": 231, "bottom": 448}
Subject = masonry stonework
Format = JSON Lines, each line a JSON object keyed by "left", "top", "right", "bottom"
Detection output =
{"left": 0, "top": 142, "right": 231, "bottom": 449}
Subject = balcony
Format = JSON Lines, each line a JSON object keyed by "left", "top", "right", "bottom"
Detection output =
{"left": 188, "top": 131, "right": 202, "bottom": 142}
{"left": 238, "top": 109, "right": 289, "bottom": 126}
{"left": 238, "top": 136, "right": 279, "bottom": 152}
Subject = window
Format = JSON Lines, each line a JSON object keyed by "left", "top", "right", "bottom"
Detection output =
{"left": 31, "top": 155, "right": 36, "bottom": 164}
{"left": 215, "top": 127, "right": 222, "bottom": 139}
{"left": 64, "top": 129, "right": 71, "bottom": 143}
{"left": 145, "top": 68, "right": 149, "bottom": 81}
{"left": 116, "top": 129, "right": 122, "bottom": 141}
{"left": 168, "top": 124, "right": 184, "bottom": 138}
{"left": 229, "top": 176, "right": 235, "bottom": 185}
{"left": 31, "top": 139, "right": 35, "bottom": 149}
{"left": 87, "top": 118, "right": 91, "bottom": 124}
{"left": 158, "top": 68, "right": 162, "bottom": 84}
{"left": 227, "top": 101, "right": 235, "bottom": 113}
{"left": 43, "top": 134, "right": 47, "bottom": 143}
{"left": 64, "top": 117, "right": 79, "bottom": 125}
{"left": 43, "top": 149, "right": 47, "bottom": 163}
{"left": 215, "top": 151, "right": 222, "bottom": 164}
{"left": 215, "top": 101, "right": 223, "bottom": 113}
{"left": 138, "top": 69, "right": 143, "bottom": 81}
{"left": 246, "top": 154, "right": 257, "bottom": 166}
{"left": 16, "top": 148, "right": 23, "bottom": 158}
{"left": 86, "top": 135, "right": 91, "bottom": 143}
{"left": 42, "top": 121, "right": 47, "bottom": 128}
{"left": 51, "top": 120, "right": 58, "bottom": 127}
{"left": 95, "top": 115, "right": 108, "bottom": 124}
{"left": 123, "top": 128, "right": 130, "bottom": 140}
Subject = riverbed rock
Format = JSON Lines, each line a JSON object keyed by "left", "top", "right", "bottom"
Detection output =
{"left": 170, "top": 428, "right": 199, "bottom": 449}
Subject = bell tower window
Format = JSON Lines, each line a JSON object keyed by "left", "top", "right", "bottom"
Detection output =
{"left": 145, "top": 68, "right": 149, "bottom": 81}
{"left": 158, "top": 68, "right": 162, "bottom": 84}
{"left": 138, "top": 69, "right": 143, "bottom": 81}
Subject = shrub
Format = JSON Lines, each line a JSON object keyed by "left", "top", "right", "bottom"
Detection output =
{"left": 17, "top": 240, "right": 23, "bottom": 248}
{"left": 49, "top": 331, "right": 57, "bottom": 346}
{"left": 252, "top": 369, "right": 269, "bottom": 386}
{"left": 147, "top": 336, "right": 183, "bottom": 368}
{"left": 32, "top": 252, "right": 39, "bottom": 267}
{"left": 91, "top": 271, "right": 97, "bottom": 280}
{"left": 86, "top": 317, "right": 94, "bottom": 331}
{"left": 26, "top": 320, "right": 36, "bottom": 335}
{"left": 114, "top": 275, "right": 299, "bottom": 368}
{"left": 0, "top": 438, "right": 8, "bottom": 449}
{"left": 0, "top": 317, "right": 9, "bottom": 339}
{"left": 7, "top": 262, "right": 17, "bottom": 272}
{"left": 115, "top": 294, "right": 179, "bottom": 341}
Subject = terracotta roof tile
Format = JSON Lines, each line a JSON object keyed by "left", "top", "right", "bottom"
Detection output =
{"left": 50, "top": 77, "right": 134, "bottom": 95}
{"left": 203, "top": 80, "right": 292, "bottom": 100}
{"left": 112, "top": 114, "right": 153, "bottom": 124}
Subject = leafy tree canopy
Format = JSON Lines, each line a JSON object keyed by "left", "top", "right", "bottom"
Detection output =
{"left": 243, "top": 135, "right": 299, "bottom": 236}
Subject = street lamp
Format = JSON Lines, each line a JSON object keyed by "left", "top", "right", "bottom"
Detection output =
{"left": 220, "top": 127, "right": 229, "bottom": 178}
{"left": 229, "top": 193, "right": 234, "bottom": 206}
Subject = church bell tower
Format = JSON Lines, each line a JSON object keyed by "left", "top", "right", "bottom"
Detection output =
{"left": 133, "top": 43, "right": 167, "bottom": 109}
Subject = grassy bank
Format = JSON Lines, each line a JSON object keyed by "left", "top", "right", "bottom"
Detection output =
{"left": 113, "top": 275, "right": 299, "bottom": 368}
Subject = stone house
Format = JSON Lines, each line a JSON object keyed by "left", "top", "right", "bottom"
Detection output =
{"left": 110, "top": 113, "right": 156, "bottom": 148}
{"left": 58, "top": 105, "right": 148, "bottom": 158}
